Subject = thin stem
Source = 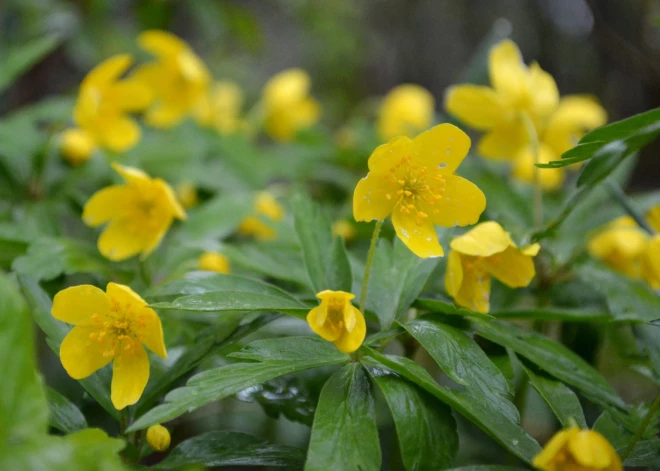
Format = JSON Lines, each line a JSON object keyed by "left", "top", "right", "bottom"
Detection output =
{"left": 606, "top": 179, "right": 655, "bottom": 235}
{"left": 139, "top": 259, "right": 152, "bottom": 287}
{"left": 359, "top": 219, "right": 384, "bottom": 314}
{"left": 119, "top": 408, "right": 128, "bottom": 435}
{"left": 521, "top": 113, "right": 543, "bottom": 229}
{"left": 621, "top": 392, "right": 660, "bottom": 461}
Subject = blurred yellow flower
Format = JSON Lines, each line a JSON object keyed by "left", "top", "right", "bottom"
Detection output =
{"left": 175, "top": 181, "right": 199, "bottom": 209}
{"left": 647, "top": 205, "right": 660, "bottom": 232}
{"left": 196, "top": 81, "right": 244, "bottom": 135}
{"left": 377, "top": 84, "right": 435, "bottom": 141}
{"left": 134, "top": 30, "right": 211, "bottom": 128}
{"left": 445, "top": 221, "right": 539, "bottom": 313}
{"left": 332, "top": 220, "right": 357, "bottom": 242}
{"left": 61, "top": 54, "right": 152, "bottom": 163}
{"left": 307, "top": 290, "right": 365, "bottom": 353}
{"left": 642, "top": 235, "right": 660, "bottom": 289}
{"left": 588, "top": 216, "right": 648, "bottom": 279}
{"left": 533, "top": 426, "right": 622, "bottom": 471}
{"left": 353, "top": 124, "right": 486, "bottom": 258}
{"left": 198, "top": 252, "right": 231, "bottom": 274}
{"left": 52, "top": 283, "right": 167, "bottom": 410}
{"left": 83, "top": 163, "right": 186, "bottom": 261}
{"left": 262, "top": 68, "right": 321, "bottom": 141}
{"left": 237, "top": 191, "right": 285, "bottom": 240}
{"left": 146, "top": 425, "right": 171, "bottom": 451}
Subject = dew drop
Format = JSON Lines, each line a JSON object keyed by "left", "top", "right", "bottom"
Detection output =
{"left": 445, "top": 150, "right": 451, "bottom": 155}
{"left": 512, "top": 439, "right": 519, "bottom": 446}
{"left": 438, "top": 162, "right": 447, "bottom": 168}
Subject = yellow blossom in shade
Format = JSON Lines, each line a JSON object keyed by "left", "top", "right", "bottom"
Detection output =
{"left": 262, "top": 68, "right": 321, "bottom": 141}
{"left": 512, "top": 143, "right": 565, "bottom": 191}
{"left": 237, "top": 192, "right": 285, "bottom": 240}
{"left": 83, "top": 163, "right": 186, "bottom": 261}
{"left": 533, "top": 426, "right": 622, "bottom": 471}
{"left": 61, "top": 55, "right": 153, "bottom": 163}
{"left": 377, "top": 84, "right": 435, "bottom": 141}
{"left": 587, "top": 216, "right": 648, "bottom": 279}
{"left": 353, "top": 123, "right": 486, "bottom": 258}
{"left": 52, "top": 283, "right": 167, "bottom": 410}
{"left": 332, "top": 220, "right": 357, "bottom": 242}
{"left": 445, "top": 221, "right": 539, "bottom": 313}
{"left": 307, "top": 290, "right": 366, "bottom": 353}
{"left": 198, "top": 252, "right": 231, "bottom": 274}
{"left": 146, "top": 425, "right": 171, "bottom": 451}
{"left": 134, "top": 30, "right": 211, "bottom": 128}
{"left": 175, "top": 181, "right": 199, "bottom": 209}
{"left": 642, "top": 235, "right": 660, "bottom": 289}
{"left": 195, "top": 81, "right": 244, "bottom": 135}
{"left": 647, "top": 205, "right": 660, "bottom": 233}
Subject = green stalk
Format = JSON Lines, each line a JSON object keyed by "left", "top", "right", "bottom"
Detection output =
{"left": 359, "top": 219, "right": 384, "bottom": 314}
{"left": 522, "top": 113, "right": 543, "bottom": 229}
{"left": 620, "top": 392, "right": 660, "bottom": 461}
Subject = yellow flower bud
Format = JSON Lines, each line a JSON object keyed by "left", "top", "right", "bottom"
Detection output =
{"left": 533, "top": 426, "right": 622, "bottom": 471}
{"left": 307, "top": 290, "right": 366, "bottom": 353}
{"left": 146, "top": 424, "right": 171, "bottom": 452}
{"left": 60, "top": 128, "right": 96, "bottom": 166}
{"left": 198, "top": 252, "right": 231, "bottom": 274}
{"left": 332, "top": 220, "right": 356, "bottom": 242}
{"left": 176, "top": 181, "right": 199, "bottom": 209}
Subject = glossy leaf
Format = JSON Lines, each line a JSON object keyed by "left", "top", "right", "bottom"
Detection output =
{"left": 224, "top": 243, "right": 311, "bottom": 287}
{"left": 414, "top": 297, "right": 491, "bottom": 318}
{"left": 47, "top": 387, "right": 88, "bottom": 433}
{"left": 174, "top": 193, "right": 253, "bottom": 243}
{"left": 492, "top": 307, "right": 610, "bottom": 322}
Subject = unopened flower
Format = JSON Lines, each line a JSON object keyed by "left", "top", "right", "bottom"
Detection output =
{"left": 533, "top": 426, "right": 622, "bottom": 471}
{"left": 332, "top": 220, "right": 357, "bottom": 242}
{"left": 134, "top": 30, "right": 210, "bottom": 128}
{"left": 446, "top": 221, "right": 539, "bottom": 313}
{"left": 83, "top": 163, "right": 186, "bottom": 261}
{"left": 52, "top": 283, "right": 167, "bottom": 410}
{"left": 198, "top": 252, "right": 231, "bottom": 274}
{"left": 587, "top": 216, "right": 648, "bottom": 279}
{"left": 262, "top": 69, "right": 320, "bottom": 141}
{"left": 196, "top": 81, "right": 244, "bottom": 135}
{"left": 353, "top": 123, "right": 486, "bottom": 258}
{"left": 307, "top": 290, "right": 365, "bottom": 353}
{"left": 237, "top": 192, "right": 285, "bottom": 240}
{"left": 377, "top": 84, "right": 435, "bottom": 141}
{"left": 146, "top": 425, "right": 171, "bottom": 451}
{"left": 61, "top": 55, "right": 152, "bottom": 163}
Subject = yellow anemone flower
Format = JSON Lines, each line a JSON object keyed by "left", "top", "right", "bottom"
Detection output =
{"left": 587, "top": 216, "right": 648, "bottom": 279}
{"left": 353, "top": 123, "right": 486, "bottom": 258}
{"left": 134, "top": 30, "right": 211, "bottom": 128}
{"left": 647, "top": 205, "right": 660, "bottom": 233}
{"left": 642, "top": 235, "right": 660, "bottom": 289}
{"left": 332, "top": 220, "right": 357, "bottom": 242}
{"left": 61, "top": 54, "right": 152, "bottom": 163}
{"left": 237, "top": 191, "right": 285, "bottom": 241}
{"left": 195, "top": 81, "right": 244, "bottom": 135}
{"left": 83, "top": 163, "right": 186, "bottom": 261}
{"left": 198, "top": 252, "right": 231, "bottom": 274}
{"left": 445, "top": 221, "right": 540, "bottom": 313}
{"left": 262, "top": 68, "right": 321, "bottom": 141}
{"left": 445, "top": 39, "right": 558, "bottom": 160}
{"left": 52, "top": 283, "right": 167, "bottom": 410}
{"left": 533, "top": 426, "right": 622, "bottom": 471}
{"left": 377, "top": 84, "right": 435, "bottom": 141}
{"left": 146, "top": 425, "right": 171, "bottom": 451}
{"left": 307, "top": 290, "right": 366, "bottom": 353}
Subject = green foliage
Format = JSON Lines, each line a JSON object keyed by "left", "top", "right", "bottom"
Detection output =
{"left": 47, "top": 387, "right": 88, "bottom": 433}
{"left": 0, "top": 35, "right": 61, "bottom": 94}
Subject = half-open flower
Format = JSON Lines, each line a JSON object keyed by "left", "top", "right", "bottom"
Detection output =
{"left": 377, "top": 84, "right": 435, "bottom": 141}
{"left": 533, "top": 426, "right": 622, "bottom": 471}
{"left": 307, "top": 290, "right": 366, "bottom": 353}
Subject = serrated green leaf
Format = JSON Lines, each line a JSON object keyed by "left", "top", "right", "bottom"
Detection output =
{"left": 0, "top": 35, "right": 61, "bottom": 94}
{"left": 305, "top": 363, "right": 381, "bottom": 471}
{"left": 368, "top": 368, "right": 458, "bottom": 470}
{"left": 619, "top": 439, "right": 660, "bottom": 467}
{"left": 224, "top": 243, "right": 311, "bottom": 287}
{"left": 47, "top": 387, "right": 88, "bottom": 433}
{"left": 159, "top": 431, "right": 305, "bottom": 469}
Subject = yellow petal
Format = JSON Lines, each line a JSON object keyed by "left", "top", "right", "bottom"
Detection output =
{"left": 412, "top": 123, "right": 471, "bottom": 175}
{"left": 544, "top": 95, "right": 607, "bottom": 156}
{"left": 106, "top": 80, "right": 154, "bottom": 112}
{"left": 237, "top": 216, "right": 277, "bottom": 240}
{"left": 481, "top": 246, "right": 536, "bottom": 288}
{"left": 144, "top": 102, "right": 189, "bottom": 129}
{"left": 512, "top": 143, "right": 565, "bottom": 191}
{"left": 60, "top": 325, "right": 113, "bottom": 379}
{"left": 135, "top": 307, "right": 167, "bottom": 359}
{"left": 568, "top": 430, "right": 614, "bottom": 469}
{"left": 533, "top": 428, "right": 577, "bottom": 470}
{"left": 111, "top": 345, "right": 150, "bottom": 410}
{"left": 377, "top": 84, "right": 435, "bottom": 140}
{"left": 154, "top": 179, "right": 187, "bottom": 220}
{"left": 588, "top": 218, "right": 648, "bottom": 278}
{"left": 522, "top": 243, "right": 541, "bottom": 256}
{"left": 307, "top": 305, "right": 341, "bottom": 342}
{"left": 647, "top": 205, "right": 660, "bottom": 233}
{"left": 529, "top": 62, "right": 559, "bottom": 120}
{"left": 367, "top": 136, "right": 414, "bottom": 173}
{"left": 343, "top": 301, "right": 357, "bottom": 332}
{"left": 353, "top": 172, "right": 399, "bottom": 222}
{"left": 254, "top": 192, "right": 284, "bottom": 221}
{"left": 316, "top": 290, "right": 355, "bottom": 302}
{"left": 454, "top": 263, "right": 491, "bottom": 313}
{"left": 97, "top": 116, "right": 141, "bottom": 152}
{"left": 444, "top": 85, "right": 510, "bottom": 130}
{"left": 81, "top": 54, "right": 132, "bottom": 90}
{"left": 642, "top": 236, "right": 660, "bottom": 290}
{"left": 140, "top": 217, "right": 174, "bottom": 260}
{"left": 430, "top": 175, "right": 486, "bottom": 228}
{"left": 82, "top": 185, "right": 135, "bottom": 227}
{"left": 198, "top": 252, "right": 231, "bottom": 274}
{"left": 449, "top": 221, "right": 512, "bottom": 257}
{"left": 489, "top": 40, "right": 528, "bottom": 103}
{"left": 263, "top": 68, "right": 311, "bottom": 108}
{"left": 60, "top": 128, "right": 96, "bottom": 166}
{"left": 52, "top": 285, "right": 111, "bottom": 325}
{"left": 111, "top": 162, "right": 151, "bottom": 186}
{"left": 98, "top": 217, "right": 151, "bottom": 261}
{"left": 107, "top": 282, "right": 147, "bottom": 306}
{"left": 138, "top": 30, "right": 188, "bottom": 58}
{"left": 334, "top": 306, "right": 366, "bottom": 353}
{"left": 392, "top": 203, "right": 443, "bottom": 258}
{"left": 477, "top": 118, "right": 528, "bottom": 160}
{"left": 445, "top": 250, "right": 464, "bottom": 298}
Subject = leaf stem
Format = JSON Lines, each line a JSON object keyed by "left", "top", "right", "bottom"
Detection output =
{"left": 605, "top": 179, "right": 655, "bottom": 235}
{"left": 620, "top": 392, "right": 660, "bottom": 461}
{"left": 359, "top": 219, "right": 384, "bottom": 314}
{"left": 119, "top": 408, "right": 128, "bottom": 435}
{"left": 522, "top": 113, "right": 543, "bottom": 229}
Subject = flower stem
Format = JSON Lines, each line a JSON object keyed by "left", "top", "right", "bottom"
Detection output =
{"left": 139, "top": 259, "right": 152, "bottom": 287}
{"left": 621, "top": 392, "right": 660, "bottom": 461}
{"left": 359, "top": 219, "right": 384, "bottom": 314}
{"left": 119, "top": 408, "right": 128, "bottom": 435}
{"left": 522, "top": 113, "right": 543, "bottom": 229}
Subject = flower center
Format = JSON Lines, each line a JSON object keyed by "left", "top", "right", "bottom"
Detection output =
{"left": 326, "top": 297, "right": 345, "bottom": 330}
{"left": 88, "top": 300, "right": 148, "bottom": 358}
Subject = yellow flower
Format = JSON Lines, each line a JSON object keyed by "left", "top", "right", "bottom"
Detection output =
{"left": 588, "top": 216, "right": 648, "bottom": 279}
{"left": 353, "top": 123, "right": 486, "bottom": 258}
{"left": 237, "top": 191, "right": 285, "bottom": 241}
{"left": 196, "top": 81, "right": 244, "bottom": 135}
{"left": 647, "top": 205, "right": 660, "bottom": 233}
{"left": 83, "top": 163, "right": 186, "bottom": 261}
{"left": 642, "top": 235, "right": 660, "bottom": 289}
{"left": 445, "top": 221, "right": 539, "bottom": 313}
{"left": 198, "top": 252, "right": 231, "bottom": 274}
{"left": 61, "top": 55, "right": 152, "bottom": 163}
{"left": 146, "top": 425, "right": 171, "bottom": 451}
{"left": 52, "top": 283, "right": 167, "bottom": 410}
{"left": 262, "top": 68, "right": 321, "bottom": 141}
{"left": 533, "top": 426, "right": 622, "bottom": 471}
{"left": 134, "top": 30, "right": 211, "bottom": 128}
{"left": 377, "top": 84, "right": 435, "bottom": 141}
{"left": 175, "top": 181, "right": 199, "bottom": 209}
{"left": 332, "top": 220, "right": 357, "bottom": 242}
{"left": 307, "top": 290, "right": 366, "bottom": 353}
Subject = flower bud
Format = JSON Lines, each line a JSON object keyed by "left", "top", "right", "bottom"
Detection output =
{"left": 146, "top": 424, "right": 170, "bottom": 452}
{"left": 60, "top": 128, "right": 95, "bottom": 166}
{"left": 198, "top": 252, "right": 231, "bottom": 274}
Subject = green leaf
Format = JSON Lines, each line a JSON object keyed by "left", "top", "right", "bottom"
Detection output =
{"left": 537, "top": 142, "right": 603, "bottom": 168}
{"left": 368, "top": 368, "right": 458, "bottom": 470}
{"left": 366, "top": 238, "right": 439, "bottom": 329}
{"left": 292, "top": 193, "right": 352, "bottom": 292}
{"left": 491, "top": 307, "right": 610, "bottom": 322}
{"left": 471, "top": 318, "right": 625, "bottom": 409}
{"left": 159, "top": 431, "right": 305, "bottom": 469}
{"left": 224, "top": 243, "right": 311, "bottom": 287}
{"left": 576, "top": 263, "right": 660, "bottom": 323}
{"left": 361, "top": 351, "right": 541, "bottom": 463}
{"left": 414, "top": 297, "right": 491, "bottom": 318}
{"left": 0, "top": 35, "right": 61, "bottom": 94}
{"left": 128, "top": 337, "right": 348, "bottom": 431}
{"left": 174, "top": 193, "right": 253, "bottom": 243}
{"left": 619, "top": 439, "right": 660, "bottom": 467}
{"left": 634, "top": 324, "right": 660, "bottom": 379}
{"left": 47, "top": 387, "right": 88, "bottom": 433}
{"left": 582, "top": 108, "right": 660, "bottom": 144}
{"left": 305, "top": 363, "right": 381, "bottom": 471}
{"left": 444, "top": 467, "right": 528, "bottom": 471}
